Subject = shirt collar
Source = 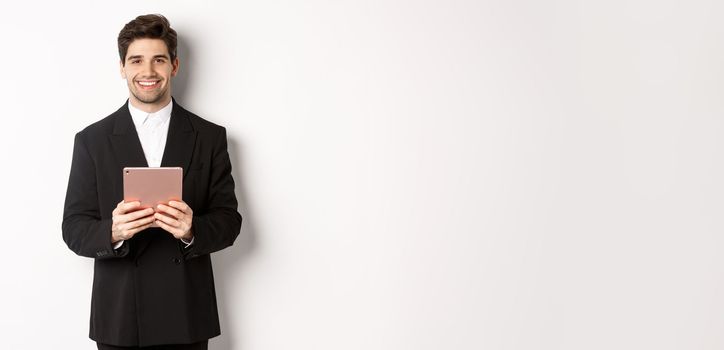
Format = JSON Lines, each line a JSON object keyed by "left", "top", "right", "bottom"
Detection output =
{"left": 128, "top": 100, "right": 173, "bottom": 129}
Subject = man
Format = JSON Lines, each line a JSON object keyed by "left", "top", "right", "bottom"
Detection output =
{"left": 62, "top": 14, "right": 242, "bottom": 350}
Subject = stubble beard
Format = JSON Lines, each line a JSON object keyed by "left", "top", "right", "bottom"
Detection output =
{"left": 129, "top": 80, "right": 169, "bottom": 105}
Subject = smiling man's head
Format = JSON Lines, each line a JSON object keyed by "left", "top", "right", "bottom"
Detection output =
{"left": 118, "top": 14, "right": 179, "bottom": 112}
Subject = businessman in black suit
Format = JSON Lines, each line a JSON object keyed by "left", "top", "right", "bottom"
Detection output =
{"left": 62, "top": 14, "right": 241, "bottom": 349}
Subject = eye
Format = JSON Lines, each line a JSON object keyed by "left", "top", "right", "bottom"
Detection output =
{"left": 130, "top": 59, "right": 141, "bottom": 64}
{"left": 155, "top": 58, "right": 166, "bottom": 63}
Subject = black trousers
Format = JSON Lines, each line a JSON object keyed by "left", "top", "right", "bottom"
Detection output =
{"left": 96, "top": 340, "right": 208, "bottom": 350}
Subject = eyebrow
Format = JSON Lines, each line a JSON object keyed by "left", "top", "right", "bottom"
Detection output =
{"left": 126, "top": 54, "right": 170, "bottom": 61}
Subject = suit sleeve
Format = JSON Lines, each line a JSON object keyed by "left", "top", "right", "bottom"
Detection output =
{"left": 62, "top": 132, "right": 129, "bottom": 259}
{"left": 183, "top": 127, "right": 242, "bottom": 259}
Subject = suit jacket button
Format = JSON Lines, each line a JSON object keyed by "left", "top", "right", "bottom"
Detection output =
{"left": 172, "top": 257, "right": 181, "bottom": 265}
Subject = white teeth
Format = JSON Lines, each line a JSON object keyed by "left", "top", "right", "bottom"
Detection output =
{"left": 138, "top": 81, "right": 158, "bottom": 86}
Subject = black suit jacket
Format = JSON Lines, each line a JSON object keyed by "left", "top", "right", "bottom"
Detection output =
{"left": 62, "top": 99, "right": 242, "bottom": 347}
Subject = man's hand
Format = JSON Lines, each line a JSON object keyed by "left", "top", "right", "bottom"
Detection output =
{"left": 154, "top": 200, "right": 194, "bottom": 241}
{"left": 112, "top": 201, "right": 155, "bottom": 243}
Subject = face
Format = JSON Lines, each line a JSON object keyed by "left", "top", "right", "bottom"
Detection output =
{"left": 120, "top": 38, "right": 179, "bottom": 111}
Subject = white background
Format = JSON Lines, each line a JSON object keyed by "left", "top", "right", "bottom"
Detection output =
{"left": 1, "top": 0, "right": 723, "bottom": 349}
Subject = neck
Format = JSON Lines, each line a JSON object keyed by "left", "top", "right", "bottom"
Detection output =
{"left": 129, "top": 95, "right": 172, "bottom": 113}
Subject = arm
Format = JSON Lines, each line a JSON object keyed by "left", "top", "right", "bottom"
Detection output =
{"left": 62, "top": 132, "right": 129, "bottom": 259}
{"left": 182, "top": 128, "right": 242, "bottom": 259}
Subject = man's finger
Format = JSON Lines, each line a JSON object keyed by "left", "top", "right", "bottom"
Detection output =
{"left": 118, "top": 216, "right": 155, "bottom": 238}
{"left": 116, "top": 201, "right": 141, "bottom": 214}
{"left": 124, "top": 207, "right": 154, "bottom": 221}
{"left": 125, "top": 222, "right": 154, "bottom": 237}
{"left": 120, "top": 201, "right": 142, "bottom": 213}
{"left": 155, "top": 219, "right": 181, "bottom": 237}
{"left": 154, "top": 212, "right": 180, "bottom": 227}
{"left": 168, "top": 200, "right": 190, "bottom": 213}
{"left": 125, "top": 215, "right": 156, "bottom": 230}
{"left": 157, "top": 204, "right": 183, "bottom": 219}
{"left": 113, "top": 200, "right": 126, "bottom": 216}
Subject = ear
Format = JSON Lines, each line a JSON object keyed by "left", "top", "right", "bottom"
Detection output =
{"left": 171, "top": 57, "right": 180, "bottom": 77}
{"left": 120, "top": 60, "right": 127, "bottom": 79}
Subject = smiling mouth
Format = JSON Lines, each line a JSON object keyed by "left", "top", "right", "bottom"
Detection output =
{"left": 136, "top": 80, "right": 160, "bottom": 90}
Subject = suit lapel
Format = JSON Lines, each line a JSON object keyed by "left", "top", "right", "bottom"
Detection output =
{"left": 109, "top": 102, "right": 148, "bottom": 168}
{"left": 161, "top": 99, "right": 197, "bottom": 177}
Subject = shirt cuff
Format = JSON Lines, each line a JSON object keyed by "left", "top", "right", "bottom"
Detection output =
{"left": 180, "top": 236, "right": 195, "bottom": 248}
{"left": 113, "top": 240, "right": 124, "bottom": 250}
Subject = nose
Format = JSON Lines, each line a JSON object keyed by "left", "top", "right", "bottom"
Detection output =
{"left": 140, "top": 60, "right": 156, "bottom": 77}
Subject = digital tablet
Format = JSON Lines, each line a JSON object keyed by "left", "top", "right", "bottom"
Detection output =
{"left": 123, "top": 167, "right": 182, "bottom": 226}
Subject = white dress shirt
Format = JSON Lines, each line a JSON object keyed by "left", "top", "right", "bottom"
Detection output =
{"left": 129, "top": 100, "right": 172, "bottom": 167}
{"left": 114, "top": 100, "right": 193, "bottom": 249}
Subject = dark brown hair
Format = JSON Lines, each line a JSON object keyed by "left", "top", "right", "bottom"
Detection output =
{"left": 118, "top": 14, "right": 177, "bottom": 65}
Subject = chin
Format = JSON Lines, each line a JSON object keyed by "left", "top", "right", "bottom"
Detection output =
{"left": 134, "top": 91, "right": 167, "bottom": 104}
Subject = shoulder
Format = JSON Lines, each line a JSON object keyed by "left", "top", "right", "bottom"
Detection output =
{"left": 175, "top": 103, "right": 227, "bottom": 137}
{"left": 74, "top": 104, "right": 127, "bottom": 142}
